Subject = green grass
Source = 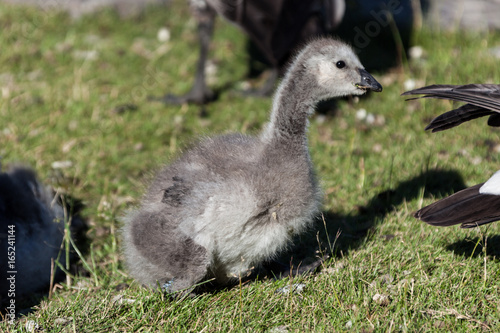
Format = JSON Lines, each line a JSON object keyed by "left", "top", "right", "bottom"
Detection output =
{"left": 2, "top": 0, "right": 500, "bottom": 331}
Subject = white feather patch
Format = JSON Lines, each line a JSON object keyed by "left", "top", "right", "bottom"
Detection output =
{"left": 479, "top": 170, "right": 500, "bottom": 195}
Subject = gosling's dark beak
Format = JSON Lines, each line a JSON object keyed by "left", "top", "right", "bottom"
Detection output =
{"left": 356, "top": 68, "right": 383, "bottom": 92}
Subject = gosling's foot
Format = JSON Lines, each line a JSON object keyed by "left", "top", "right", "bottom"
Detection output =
{"left": 264, "top": 255, "right": 329, "bottom": 279}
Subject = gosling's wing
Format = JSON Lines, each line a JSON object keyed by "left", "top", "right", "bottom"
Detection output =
{"left": 415, "top": 171, "right": 500, "bottom": 228}
{"left": 402, "top": 84, "right": 500, "bottom": 132}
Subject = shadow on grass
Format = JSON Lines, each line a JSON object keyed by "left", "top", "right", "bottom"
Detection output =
{"left": 446, "top": 236, "right": 500, "bottom": 260}
{"left": 276, "top": 168, "right": 468, "bottom": 271}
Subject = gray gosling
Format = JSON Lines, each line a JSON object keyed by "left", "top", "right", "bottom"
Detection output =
{"left": 403, "top": 84, "right": 500, "bottom": 227}
{"left": 123, "top": 38, "right": 382, "bottom": 293}
{"left": 0, "top": 166, "right": 83, "bottom": 300}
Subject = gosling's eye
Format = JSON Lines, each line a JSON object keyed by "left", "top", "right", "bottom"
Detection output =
{"left": 336, "top": 61, "right": 346, "bottom": 69}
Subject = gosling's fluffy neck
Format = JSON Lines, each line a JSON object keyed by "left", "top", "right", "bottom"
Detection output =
{"left": 260, "top": 50, "right": 317, "bottom": 144}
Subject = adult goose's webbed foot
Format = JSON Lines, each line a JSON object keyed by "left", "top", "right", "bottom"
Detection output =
{"left": 239, "top": 68, "right": 279, "bottom": 98}
{"left": 159, "top": 86, "right": 215, "bottom": 105}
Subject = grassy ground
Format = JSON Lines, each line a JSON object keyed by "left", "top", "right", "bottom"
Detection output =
{"left": 2, "top": 0, "right": 500, "bottom": 331}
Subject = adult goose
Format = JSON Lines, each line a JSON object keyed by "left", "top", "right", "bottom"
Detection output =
{"left": 161, "top": 0, "right": 345, "bottom": 105}
{"left": 123, "top": 38, "right": 382, "bottom": 293}
{"left": 403, "top": 84, "right": 500, "bottom": 228}
{"left": 0, "top": 166, "right": 84, "bottom": 300}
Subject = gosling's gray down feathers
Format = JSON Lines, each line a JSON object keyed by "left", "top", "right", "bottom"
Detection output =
{"left": 122, "top": 38, "right": 382, "bottom": 293}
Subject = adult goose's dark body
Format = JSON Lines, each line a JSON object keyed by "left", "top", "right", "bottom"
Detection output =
{"left": 162, "top": 0, "right": 345, "bottom": 105}
{"left": 123, "top": 38, "right": 382, "bottom": 293}
{"left": 0, "top": 166, "right": 83, "bottom": 300}
{"left": 403, "top": 84, "right": 500, "bottom": 228}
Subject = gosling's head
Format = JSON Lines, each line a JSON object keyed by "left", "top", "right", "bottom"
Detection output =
{"left": 295, "top": 38, "right": 382, "bottom": 101}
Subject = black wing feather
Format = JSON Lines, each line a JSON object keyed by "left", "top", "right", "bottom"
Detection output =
{"left": 414, "top": 184, "right": 500, "bottom": 228}
{"left": 402, "top": 84, "right": 500, "bottom": 131}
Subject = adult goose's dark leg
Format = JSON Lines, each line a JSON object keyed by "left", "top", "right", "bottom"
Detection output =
{"left": 160, "top": 4, "right": 216, "bottom": 105}
{"left": 241, "top": 67, "right": 279, "bottom": 98}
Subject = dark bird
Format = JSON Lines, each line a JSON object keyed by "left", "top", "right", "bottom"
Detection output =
{"left": 0, "top": 165, "right": 84, "bottom": 302}
{"left": 402, "top": 84, "right": 500, "bottom": 132}
{"left": 413, "top": 173, "right": 500, "bottom": 228}
{"left": 403, "top": 84, "right": 500, "bottom": 228}
{"left": 122, "top": 38, "right": 382, "bottom": 294}
{"left": 161, "top": 0, "right": 345, "bottom": 105}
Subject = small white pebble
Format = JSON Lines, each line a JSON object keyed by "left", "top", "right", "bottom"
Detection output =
{"left": 408, "top": 46, "right": 424, "bottom": 59}
{"left": 355, "top": 108, "right": 367, "bottom": 120}
{"left": 174, "top": 115, "right": 184, "bottom": 125}
{"left": 372, "top": 293, "right": 390, "bottom": 306}
{"left": 76, "top": 280, "right": 93, "bottom": 289}
{"left": 345, "top": 320, "right": 353, "bottom": 329}
{"left": 458, "top": 148, "right": 470, "bottom": 156}
{"left": 54, "top": 317, "right": 73, "bottom": 326}
{"left": 157, "top": 27, "right": 171, "bottom": 43}
{"left": 365, "top": 113, "right": 375, "bottom": 124}
{"left": 27, "top": 70, "right": 42, "bottom": 81}
{"left": 239, "top": 81, "right": 252, "bottom": 91}
{"left": 51, "top": 160, "right": 73, "bottom": 169}
{"left": 73, "top": 50, "right": 98, "bottom": 61}
{"left": 62, "top": 139, "right": 77, "bottom": 153}
{"left": 374, "top": 114, "right": 386, "bottom": 126}
{"left": 471, "top": 156, "right": 482, "bottom": 165}
{"left": 315, "top": 114, "right": 327, "bottom": 124}
{"left": 111, "top": 295, "right": 122, "bottom": 303}
{"left": 489, "top": 46, "right": 500, "bottom": 59}
{"left": 205, "top": 60, "right": 218, "bottom": 85}
{"left": 269, "top": 326, "right": 288, "bottom": 333}
{"left": 25, "top": 320, "right": 39, "bottom": 332}
{"left": 2, "top": 87, "right": 10, "bottom": 99}
{"left": 380, "top": 274, "right": 394, "bottom": 285}
{"left": 398, "top": 278, "right": 415, "bottom": 289}
{"left": 134, "top": 142, "right": 144, "bottom": 151}
{"left": 68, "top": 120, "right": 78, "bottom": 131}
{"left": 372, "top": 143, "right": 382, "bottom": 153}
{"left": 276, "top": 283, "right": 306, "bottom": 295}
{"left": 0, "top": 73, "right": 15, "bottom": 84}
{"left": 323, "top": 262, "right": 344, "bottom": 275}
{"left": 404, "top": 79, "right": 416, "bottom": 91}
{"left": 84, "top": 34, "right": 101, "bottom": 45}
{"left": 111, "top": 294, "right": 136, "bottom": 305}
